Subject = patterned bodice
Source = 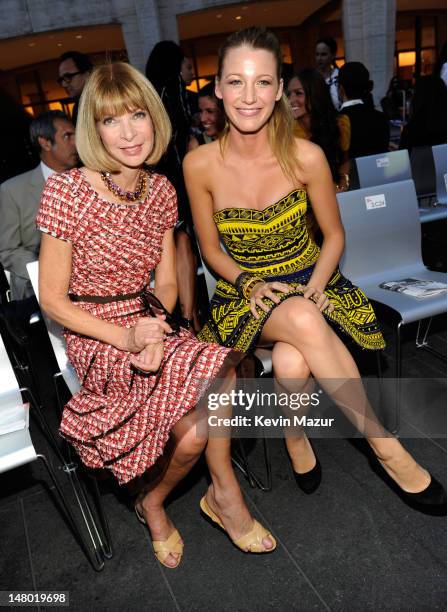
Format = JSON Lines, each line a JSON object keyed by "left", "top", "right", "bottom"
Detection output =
{"left": 213, "top": 189, "right": 320, "bottom": 277}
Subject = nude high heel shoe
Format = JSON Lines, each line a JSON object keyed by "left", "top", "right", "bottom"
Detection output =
{"left": 199, "top": 496, "right": 277, "bottom": 553}
{"left": 135, "top": 507, "right": 184, "bottom": 568}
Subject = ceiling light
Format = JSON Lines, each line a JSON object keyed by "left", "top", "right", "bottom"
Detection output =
{"left": 57, "top": 42, "right": 62, "bottom": 47}
{"left": 216, "top": 13, "right": 222, "bottom": 18}
{"left": 28, "top": 42, "right": 36, "bottom": 47}
{"left": 75, "top": 34, "right": 83, "bottom": 39}
{"left": 235, "top": 15, "right": 242, "bottom": 20}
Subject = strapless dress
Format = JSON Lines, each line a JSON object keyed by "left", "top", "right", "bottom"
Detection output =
{"left": 198, "top": 188, "right": 385, "bottom": 352}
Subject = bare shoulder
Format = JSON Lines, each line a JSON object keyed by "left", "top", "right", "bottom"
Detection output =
{"left": 183, "top": 140, "right": 220, "bottom": 176}
{"left": 294, "top": 137, "right": 327, "bottom": 176}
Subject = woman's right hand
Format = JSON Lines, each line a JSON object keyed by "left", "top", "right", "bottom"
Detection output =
{"left": 250, "top": 281, "right": 292, "bottom": 319}
{"left": 130, "top": 342, "right": 164, "bottom": 373}
{"left": 123, "top": 316, "right": 173, "bottom": 353}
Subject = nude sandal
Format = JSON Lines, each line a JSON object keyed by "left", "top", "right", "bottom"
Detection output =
{"left": 199, "top": 496, "right": 276, "bottom": 553}
{"left": 135, "top": 507, "right": 184, "bottom": 568}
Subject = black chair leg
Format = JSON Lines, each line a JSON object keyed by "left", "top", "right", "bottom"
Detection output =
{"left": 48, "top": 374, "right": 113, "bottom": 563}
{"left": 231, "top": 434, "right": 272, "bottom": 492}
{"left": 89, "top": 475, "right": 113, "bottom": 559}
{"left": 393, "top": 321, "right": 403, "bottom": 435}
{"left": 37, "top": 454, "right": 105, "bottom": 572}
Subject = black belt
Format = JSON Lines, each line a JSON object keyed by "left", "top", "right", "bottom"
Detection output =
{"left": 69, "top": 287, "right": 146, "bottom": 304}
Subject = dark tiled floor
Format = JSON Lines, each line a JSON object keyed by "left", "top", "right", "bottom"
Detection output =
{"left": 1, "top": 316, "right": 447, "bottom": 611}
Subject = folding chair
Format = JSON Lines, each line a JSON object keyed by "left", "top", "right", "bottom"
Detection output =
{"left": 355, "top": 149, "right": 411, "bottom": 188}
{"left": 432, "top": 144, "right": 447, "bottom": 206}
{"left": 199, "top": 250, "right": 272, "bottom": 491}
{"left": 26, "top": 260, "right": 112, "bottom": 566}
{"left": 0, "top": 331, "right": 105, "bottom": 570}
{"left": 0, "top": 263, "right": 11, "bottom": 303}
{"left": 410, "top": 146, "right": 437, "bottom": 206}
{"left": 337, "top": 179, "right": 447, "bottom": 431}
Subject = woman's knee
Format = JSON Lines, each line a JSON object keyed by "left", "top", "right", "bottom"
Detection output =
{"left": 282, "top": 297, "right": 325, "bottom": 338}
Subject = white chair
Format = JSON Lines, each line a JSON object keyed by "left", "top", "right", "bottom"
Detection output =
{"left": 337, "top": 179, "right": 447, "bottom": 430}
{"left": 27, "top": 261, "right": 80, "bottom": 396}
{"left": 432, "top": 144, "right": 447, "bottom": 206}
{"left": 0, "top": 331, "right": 105, "bottom": 570}
{"left": 26, "top": 260, "right": 112, "bottom": 567}
{"left": 355, "top": 149, "right": 412, "bottom": 188}
{"left": 0, "top": 265, "right": 11, "bottom": 303}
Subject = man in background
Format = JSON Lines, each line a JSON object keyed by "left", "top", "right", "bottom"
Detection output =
{"left": 0, "top": 110, "right": 77, "bottom": 299}
{"left": 58, "top": 51, "right": 93, "bottom": 124}
{"left": 338, "top": 62, "right": 390, "bottom": 159}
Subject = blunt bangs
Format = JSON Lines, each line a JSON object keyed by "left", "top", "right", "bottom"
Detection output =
{"left": 92, "top": 69, "right": 150, "bottom": 121}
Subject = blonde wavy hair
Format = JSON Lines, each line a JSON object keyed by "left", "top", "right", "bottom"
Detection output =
{"left": 76, "top": 62, "right": 171, "bottom": 172}
{"left": 217, "top": 27, "right": 298, "bottom": 182}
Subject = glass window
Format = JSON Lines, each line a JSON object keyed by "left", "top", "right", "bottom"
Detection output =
{"left": 421, "top": 16, "right": 436, "bottom": 48}
{"left": 396, "top": 15, "right": 415, "bottom": 51}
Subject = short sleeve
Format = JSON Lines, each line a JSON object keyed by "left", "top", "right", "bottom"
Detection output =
{"left": 160, "top": 177, "right": 179, "bottom": 231}
{"left": 36, "top": 172, "right": 77, "bottom": 242}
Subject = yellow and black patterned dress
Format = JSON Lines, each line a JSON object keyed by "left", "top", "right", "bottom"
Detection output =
{"left": 198, "top": 188, "right": 385, "bottom": 352}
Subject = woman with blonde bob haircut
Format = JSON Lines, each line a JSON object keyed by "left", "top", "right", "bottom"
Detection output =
{"left": 76, "top": 62, "right": 171, "bottom": 172}
{"left": 37, "top": 62, "right": 276, "bottom": 570}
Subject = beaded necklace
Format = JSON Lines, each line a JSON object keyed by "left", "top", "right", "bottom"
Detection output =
{"left": 100, "top": 170, "right": 147, "bottom": 202}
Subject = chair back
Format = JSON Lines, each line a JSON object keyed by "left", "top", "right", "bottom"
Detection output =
{"left": 432, "top": 143, "right": 447, "bottom": 205}
{"left": 0, "top": 331, "right": 23, "bottom": 400}
{"left": 0, "top": 263, "right": 11, "bottom": 303}
{"left": 355, "top": 149, "right": 411, "bottom": 188}
{"left": 26, "top": 261, "right": 80, "bottom": 395}
{"left": 337, "top": 180, "right": 423, "bottom": 285}
{"left": 410, "top": 146, "right": 436, "bottom": 199}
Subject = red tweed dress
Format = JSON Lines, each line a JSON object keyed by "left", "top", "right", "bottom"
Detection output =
{"left": 36, "top": 168, "right": 236, "bottom": 485}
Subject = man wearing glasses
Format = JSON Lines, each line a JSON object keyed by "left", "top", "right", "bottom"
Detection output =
{"left": 58, "top": 51, "right": 93, "bottom": 124}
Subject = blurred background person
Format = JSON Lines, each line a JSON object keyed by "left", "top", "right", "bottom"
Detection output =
{"left": 338, "top": 62, "right": 390, "bottom": 159}
{"left": 0, "top": 110, "right": 77, "bottom": 299}
{"left": 315, "top": 36, "right": 341, "bottom": 110}
{"left": 435, "top": 40, "right": 447, "bottom": 87}
{"left": 188, "top": 82, "right": 225, "bottom": 150}
{"left": 381, "top": 76, "right": 406, "bottom": 121}
{"left": 287, "top": 69, "right": 350, "bottom": 192}
{"left": 399, "top": 74, "right": 447, "bottom": 151}
{"left": 58, "top": 50, "right": 93, "bottom": 124}
{"left": 146, "top": 41, "right": 200, "bottom": 332}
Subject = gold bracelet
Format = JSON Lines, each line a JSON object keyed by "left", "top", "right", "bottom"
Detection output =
{"left": 242, "top": 276, "right": 264, "bottom": 300}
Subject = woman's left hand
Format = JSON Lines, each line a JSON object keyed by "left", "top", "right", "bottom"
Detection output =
{"left": 301, "top": 285, "right": 334, "bottom": 313}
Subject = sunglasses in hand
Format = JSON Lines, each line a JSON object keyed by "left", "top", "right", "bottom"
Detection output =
{"left": 141, "top": 290, "right": 183, "bottom": 335}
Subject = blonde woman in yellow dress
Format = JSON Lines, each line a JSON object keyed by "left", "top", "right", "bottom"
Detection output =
{"left": 184, "top": 27, "right": 446, "bottom": 512}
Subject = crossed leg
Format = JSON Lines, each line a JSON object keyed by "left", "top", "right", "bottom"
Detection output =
{"left": 272, "top": 341, "right": 317, "bottom": 474}
{"left": 261, "top": 297, "right": 431, "bottom": 493}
